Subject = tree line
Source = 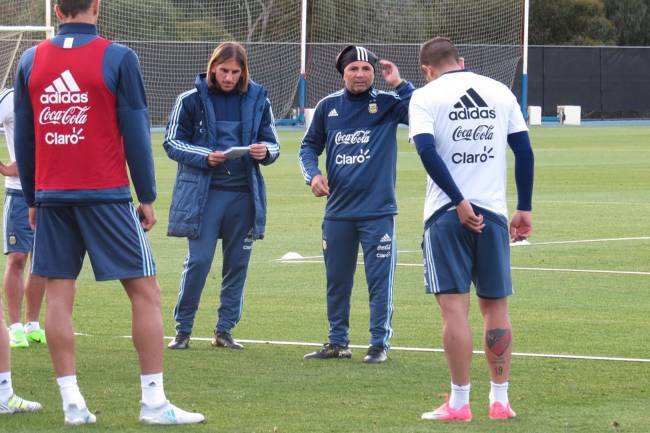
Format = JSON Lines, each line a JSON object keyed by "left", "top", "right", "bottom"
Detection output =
{"left": 531, "top": 0, "right": 650, "bottom": 45}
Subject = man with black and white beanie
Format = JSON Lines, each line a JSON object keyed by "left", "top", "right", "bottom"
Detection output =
{"left": 299, "top": 45, "right": 414, "bottom": 363}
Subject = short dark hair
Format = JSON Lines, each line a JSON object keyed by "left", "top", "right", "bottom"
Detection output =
{"left": 206, "top": 42, "right": 250, "bottom": 93}
{"left": 56, "top": 0, "right": 94, "bottom": 18}
{"left": 419, "top": 37, "right": 460, "bottom": 68}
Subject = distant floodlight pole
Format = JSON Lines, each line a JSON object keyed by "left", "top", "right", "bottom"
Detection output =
{"left": 521, "top": 0, "right": 529, "bottom": 119}
{"left": 298, "top": 0, "right": 307, "bottom": 124}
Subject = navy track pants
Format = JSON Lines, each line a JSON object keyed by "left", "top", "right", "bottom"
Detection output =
{"left": 173, "top": 190, "right": 254, "bottom": 334}
{"left": 322, "top": 215, "right": 395, "bottom": 348}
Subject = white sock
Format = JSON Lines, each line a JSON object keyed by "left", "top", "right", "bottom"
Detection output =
{"left": 0, "top": 371, "right": 13, "bottom": 403}
{"left": 490, "top": 381, "right": 509, "bottom": 405}
{"left": 140, "top": 373, "right": 166, "bottom": 408}
{"left": 57, "top": 375, "right": 86, "bottom": 409}
{"left": 9, "top": 323, "right": 22, "bottom": 333}
{"left": 449, "top": 383, "right": 470, "bottom": 410}
{"left": 24, "top": 322, "right": 41, "bottom": 334}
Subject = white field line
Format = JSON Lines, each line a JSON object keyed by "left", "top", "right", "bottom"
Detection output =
{"left": 72, "top": 334, "right": 650, "bottom": 363}
{"left": 109, "top": 335, "right": 650, "bottom": 363}
{"left": 279, "top": 259, "right": 650, "bottom": 276}
{"left": 277, "top": 236, "right": 650, "bottom": 262}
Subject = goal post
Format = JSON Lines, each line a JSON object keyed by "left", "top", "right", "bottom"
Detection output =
{"left": 1, "top": 0, "right": 528, "bottom": 127}
{"left": 0, "top": 1, "right": 54, "bottom": 90}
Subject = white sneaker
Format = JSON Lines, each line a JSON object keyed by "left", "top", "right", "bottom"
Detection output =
{"left": 0, "top": 394, "right": 43, "bottom": 414}
{"left": 64, "top": 403, "right": 96, "bottom": 425}
{"left": 139, "top": 400, "right": 205, "bottom": 425}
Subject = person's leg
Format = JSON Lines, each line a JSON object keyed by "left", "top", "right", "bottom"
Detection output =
{"left": 44, "top": 278, "right": 77, "bottom": 377}
{"left": 215, "top": 192, "right": 253, "bottom": 338}
{"left": 24, "top": 273, "right": 46, "bottom": 343}
{"left": 31, "top": 207, "right": 90, "bottom": 424}
{"left": 473, "top": 206, "right": 516, "bottom": 418}
{"left": 324, "top": 219, "right": 359, "bottom": 347}
{"left": 437, "top": 294, "right": 473, "bottom": 387}
{"left": 122, "top": 277, "right": 164, "bottom": 375}
{"left": 0, "top": 303, "right": 41, "bottom": 413}
{"left": 358, "top": 216, "right": 395, "bottom": 352}
{"left": 172, "top": 191, "right": 223, "bottom": 336}
{"left": 421, "top": 212, "right": 474, "bottom": 421}
{"left": 478, "top": 297, "right": 512, "bottom": 383}
{"left": 24, "top": 273, "right": 45, "bottom": 324}
{"left": 0, "top": 304, "right": 10, "bottom": 380}
{"left": 3, "top": 253, "right": 27, "bottom": 326}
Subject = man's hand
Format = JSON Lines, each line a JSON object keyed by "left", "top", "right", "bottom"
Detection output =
{"left": 0, "top": 161, "right": 17, "bottom": 177}
{"left": 310, "top": 174, "right": 330, "bottom": 197}
{"left": 137, "top": 203, "right": 157, "bottom": 231}
{"left": 379, "top": 59, "right": 402, "bottom": 87}
{"left": 29, "top": 207, "right": 36, "bottom": 230}
{"left": 249, "top": 143, "right": 268, "bottom": 160}
{"left": 456, "top": 199, "right": 485, "bottom": 234}
{"left": 510, "top": 210, "right": 532, "bottom": 242}
{"left": 207, "top": 151, "right": 226, "bottom": 167}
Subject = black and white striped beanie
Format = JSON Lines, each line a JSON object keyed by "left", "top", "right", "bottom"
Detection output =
{"left": 335, "top": 45, "right": 378, "bottom": 75}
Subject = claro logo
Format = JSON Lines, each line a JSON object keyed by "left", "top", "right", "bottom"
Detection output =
{"left": 335, "top": 148, "right": 371, "bottom": 165}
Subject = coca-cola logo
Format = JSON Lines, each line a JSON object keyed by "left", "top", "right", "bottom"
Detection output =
{"left": 39, "top": 106, "right": 90, "bottom": 125}
{"left": 334, "top": 130, "right": 371, "bottom": 145}
{"left": 452, "top": 124, "right": 494, "bottom": 142}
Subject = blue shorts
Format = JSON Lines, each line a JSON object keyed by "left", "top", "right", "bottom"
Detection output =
{"left": 3, "top": 189, "right": 33, "bottom": 255}
{"left": 422, "top": 205, "right": 512, "bottom": 299}
{"left": 32, "top": 202, "right": 156, "bottom": 281}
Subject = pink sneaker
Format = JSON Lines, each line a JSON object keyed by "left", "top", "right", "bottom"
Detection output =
{"left": 421, "top": 396, "right": 472, "bottom": 422}
{"left": 489, "top": 401, "right": 517, "bottom": 419}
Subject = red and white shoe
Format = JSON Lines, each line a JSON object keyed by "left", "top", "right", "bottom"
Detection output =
{"left": 421, "top": 396, "right": 472, "bottom": 422}
{"left": 489, "top": 401, "right": 517, "bottom": 419}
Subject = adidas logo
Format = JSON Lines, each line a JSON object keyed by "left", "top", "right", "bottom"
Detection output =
{"left": 328, "top": 108, "right": 339, "bottom": 117}
{"left": 449, "top": 88, "right": 495, "bottom": 121}
{"left": 380, "top": 233, "right": 391, "bottom": 243}
{"left": 39, "top": 70, "right": 88, "bottom": 104}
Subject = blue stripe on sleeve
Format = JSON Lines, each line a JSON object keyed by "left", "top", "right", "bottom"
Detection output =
{"left": 507, "top": 131, "right": 534, "bottom": 211}
{"left": 413, "top": 133, "right": 464, "bottom": 206}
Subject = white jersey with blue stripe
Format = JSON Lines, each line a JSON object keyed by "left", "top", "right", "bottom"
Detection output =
{"left": 0, "top": 88, "right": 21, "bottom": 191}
{"left": 409, "top": 71, "right": 528, "bottom": 221}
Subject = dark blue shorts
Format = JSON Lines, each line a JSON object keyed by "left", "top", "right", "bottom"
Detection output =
{"left": 32, "top": 202, "right": 156, "bottom": 281}
{"left": 422, "top": 205, "right": 512, "bottom": 299}
{"left": 3, "top": 189, "right": 33, "bottom": 255}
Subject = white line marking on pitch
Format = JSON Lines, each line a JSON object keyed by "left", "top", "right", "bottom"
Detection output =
{"left": 113, "top": 336, "right": 648, "bottom": 363}
{"left": 278, "top": 259, "right": 650, "bottom": 276}
{"left": 277, "top": 236, "right": 650, "bottom": 262}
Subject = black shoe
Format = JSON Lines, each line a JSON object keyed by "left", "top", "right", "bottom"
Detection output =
{"left": 363, "top": 345, "right": 388, "bottom": 364}
{"left": 211, "top": 331, "right": 244, "bottom": 349}
{"left": 304, "top": 343, "right": 352, "bottom": 360}
{"left": 167, "top": 331, "right": 191, "bottom": 350}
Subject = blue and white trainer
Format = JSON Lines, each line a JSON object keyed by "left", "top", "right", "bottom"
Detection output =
{"left": 64, "top": 403, "right": 96, "bottom": 425}
{"left": 139, "top": 400, "right": 205, "bottom": 425}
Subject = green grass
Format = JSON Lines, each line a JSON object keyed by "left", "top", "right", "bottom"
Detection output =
{"left": 1, "top": 125, "right": 649, "bottom": 432}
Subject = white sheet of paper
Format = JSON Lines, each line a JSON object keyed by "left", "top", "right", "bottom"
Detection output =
{"left": 223, "top": 146, "right": 249, "bottom": 159}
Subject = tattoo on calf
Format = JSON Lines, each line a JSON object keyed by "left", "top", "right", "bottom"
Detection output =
{"left": 486, "top": 328, "right": 512, "bottom": 357}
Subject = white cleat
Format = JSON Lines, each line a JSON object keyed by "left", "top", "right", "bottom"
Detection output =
{"left": 139, "top": 400, "right": 205, "bottom": 425}
{"left": 64, "top": 403, "right": 96, "bottom": 425}
{"left": 0, "top": 394, "right": 43, "bottom": 414}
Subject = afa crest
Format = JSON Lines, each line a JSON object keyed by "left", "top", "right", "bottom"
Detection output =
{"left": 8, "top": 235, "right": 16, "bottom": 246}
{"left": 368, "top": 103, "right": 378, "bottom": 114}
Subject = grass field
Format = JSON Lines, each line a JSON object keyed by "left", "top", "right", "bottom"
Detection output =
{"left": 1, "top": 125, "right": 649, "bottom": 432}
